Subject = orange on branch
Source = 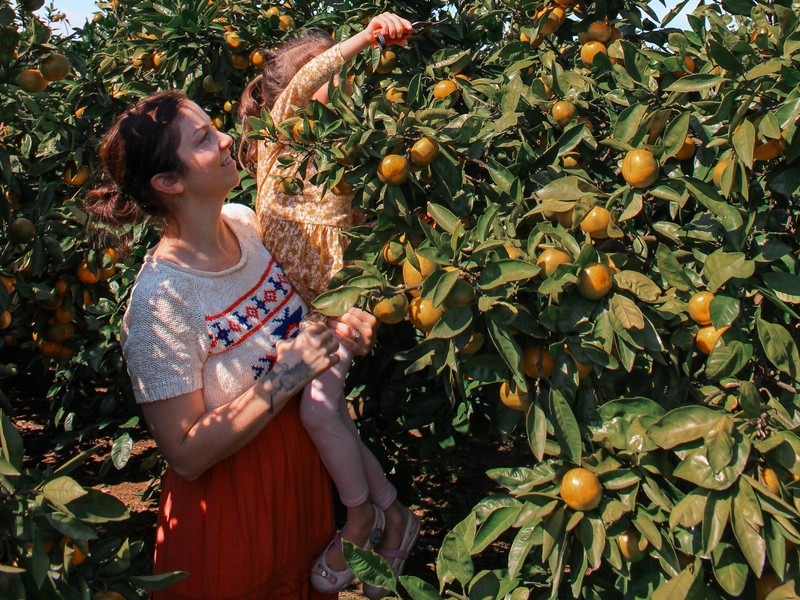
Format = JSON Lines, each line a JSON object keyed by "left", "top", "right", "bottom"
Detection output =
{"left": 586, "top": 20, "right": 613, "bottom": 42}
{"left": 762, "top": 466, "right": 780, "bottom": 495}
{"left": 499, "top": 381, "right": 531, "bottom": 411}
{"left": 581, "top": 41, "right": 607, "bottom": 66}
{"left": 433, "top": 80, "right": 459, "bottom": 99}
{"left": 523, "top": 346, "right": 555, "bottom": 379}
{"left": 695, "top": 325, "right": 729, "bottom": 355}
{"left": 371, "top": 294, "right": 409, "bottom": 325}
{"left": 618, "top": 530, "right": 648, "bottom": 562}
{"left": 560, "top": 467, "right": 603, "bottom": 511}
{"left": 408, "top": 297, "right": 444, "bottom": 332}
{"left": 622, "top": 149, "right": 659, "bottom": 188}
{"left": 0, "top": 310, "right": 11, "bottom": 330}
{"left": 551, "top": 100, "right": 577, "bottom": 127}
{"left": 712, "top": 158, "right": 732, "bottom": 189}
{"left": 18, "top": 69, "right": 48, "bottom": 93}
{"left": 536, "top": 248, "right": 571, "bottom": 278}
{"left": 377, "top": 154, "right": 409, "bottom": 185}
{"left": 577, "top": 263, "right": 613, "bottom": 300}
{"left": 535, "top": 5, "right": 565, "bottom": 35}
{"left": 688, "top": 291, "right": 714, "bottom": 326}
{"left": 580, "top": 206, "right": 611, "bottom": 240}
{"left": 675, "top": 137, "right": 696, "bottom": 161}
{"left": 755, "top": 573, "right": 781, "bottom": 600}
{"left": 9, "top": 217, "right": 36, "bottom": 244}
{"left": 410, "top": 137, "right": 439, "bottom": 167}
{"left": 41, "top": 53, "right": 71, "bottom": 81}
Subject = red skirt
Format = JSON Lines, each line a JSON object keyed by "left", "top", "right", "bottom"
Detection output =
{"left": 151, "top": 398, "right": 336, "bottom": 600}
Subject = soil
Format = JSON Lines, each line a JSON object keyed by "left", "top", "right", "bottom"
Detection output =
{"left": 10, "top": 388, "right": 531, "bottom": 599}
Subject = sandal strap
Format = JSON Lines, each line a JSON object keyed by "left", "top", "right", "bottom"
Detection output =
{"left": 376, "top": 546, "right": 411, "bottom": 561}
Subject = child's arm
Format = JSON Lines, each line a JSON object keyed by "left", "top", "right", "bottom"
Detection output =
{"left": 271, "top": 12, "right": 412, "bottom": 121}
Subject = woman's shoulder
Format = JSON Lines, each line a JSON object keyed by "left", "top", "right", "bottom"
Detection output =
{"left": 222, "top": 202, "right": 260, "bottom": 235}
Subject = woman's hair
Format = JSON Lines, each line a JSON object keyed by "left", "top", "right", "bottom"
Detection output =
{"left": 238, "top": 30, "right": 335, "bottom": 170}
{"left": 84, "top": 90, "right": 188, "bottom": 227}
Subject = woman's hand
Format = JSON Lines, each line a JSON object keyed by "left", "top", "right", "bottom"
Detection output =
{"left": 327, "top": 308, "right": 378, "bottom": 356}
{"left": 272, "top": 322, "right": 340, "bottom": 396}
{"left": 364, "top": 12, "right": 413, "bottom": 47}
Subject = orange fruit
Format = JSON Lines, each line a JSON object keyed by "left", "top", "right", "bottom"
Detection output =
{"left": 292, "top": 120, "right": 315, "bottom": 141}
{"left": 18, "top": 69, "right": 48, "bottom": 93}
{"left": 762, "top": 466, "right": 780, "bottom": 495}
{"left": 224, "top": 31, "right": 246, "bottom": 52}
{"left": 41, "top": 53, "right": 71, "bottom": 81}
{"left": 0, "top": 310, "right": 11, "bottom": 330}
{"left": 622, "top": 149, "right": 660, "bottom": 188}
{"left": 278, "top": 176, "right": 303, "bottom": 195}
{"left": 581, "top": 41, "right": 607, "bottom": 67}
{"left": 332, "top": 179, "right": 353, "bottom": 196}
{"left": 9, "top": 217, "right": 36, "bottom": 243}
{"left": 561, "top": 151, "right": 582, "bottom": 168}
{"left": 580, "top": 206, "right": 611, "bottom": 240}
{"left": 278, "top": 14, "right": 295, "bottom": 30}
{"left": 618, "top": 530, "right": 648, "bottom": 562}
{"left": 76, "top": 261, "right": 100, "bottom": 285}
{"left": 755, "top": 573, "right": 781, "bottom": 600}
{"left": 523, "top": 346, "right": 555, "bottom": 378}
{"left": 551, "top": 100, "right": 577, "bottom": 127}
{"left": 754, "top": 139, "right": 784, "bottom": 161}
{"left": 377, "top": 154, "right": 409, "bottom": 186}
{"left": 408, "top": 296, "right": 444, "bottom": 332}
{"left": 132, "top": 51, "right": 155, "bottom": 70}
{"left": 64, "top": 165, "right": 90, "bottom": 186}
{"left": 375, "top": 50, "right": 397, "bottom": 75}
{"left": 675, "top": 137, "right": 695, "bottom": 161}
{"left": 402, "top": 260, "right": 424, "bottom": 297}
{"left": 1, "top": 276, "right": 14, "bottom": 294}
{"left": 520, "top": 31, "right": 544, "bottom": 47}
{"left": 60, "top": 536, "right": 87, "bottom": 566}
{"left": 443, "top": 278, "right": 474, "bottom": 309}
{"left": 560, "top": 467, "right": 603, "bottom": 511}
{"left": 371, "top": 294, "right": 409, "bottom": 325}
{"left": 504, "top": 243, "right": 526, "bottom": 259}
{"left": 433, "top": 80, "right": 459, "bottom": 99}
{"left": 46, "top": 322, "right": 75, "bottom": 342}
{"left": 577, "top": 263, "right": 613, "bottom": 300}
{"left": 230, "top": 53, "right": 250, "bottom": 70}
{"left": 202, "top": 75, "right": 222, "bottom": 93}
{"left": 54, "top": 304, "right": 76, "bottom": 324}
{"left": 688, "top": 291, "right": 714, "bottom": 326}
{"left": 555, "top": 209, "right": 574, "bottom": 228}
{"left": 459, "top": 332, "right": 484, "bottom": 355}
{"left": 385, "top": 87, "right": 404, "bottom": 103}
{"left": 695, "top": 325, "right": 729, "bottom": 355}
{"left": 586, "top": 21, "right": 613, "bottom": 42}
{"left": 712, "top": 158, "right": 732, "bottom": 189}
{"left": 265, "top": 6, "right": 280, "bottom": 17}
{"left": 536, "top": 248, "right": 571, "bottom": 278}
{"left": 499, "top": 381, "right": 531, "bottom": 411}
{"left": 152, "top": 51, "right": 166, "bottom": 68}
{"left": 535, "top": 5, "right": 565, "bottom": 35}
{"left": 564, "top": 346, "right": 592, "bottom": 380}
{"left": 249, "top": 49, "right": 267, "bottom": 67}
{"left": 410, "top": 137, "right": 439, "bottom": 167}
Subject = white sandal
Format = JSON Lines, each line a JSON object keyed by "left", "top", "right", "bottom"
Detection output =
{"left": 310, "top": 504, "right": 386, "bottom": 593}
{"left": 363, "top": 509, "right": 421, "bottom": 599}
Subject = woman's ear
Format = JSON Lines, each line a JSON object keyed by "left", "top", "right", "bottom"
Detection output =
{"left": 151, "top": 172, "right": 184, "bottom": 196}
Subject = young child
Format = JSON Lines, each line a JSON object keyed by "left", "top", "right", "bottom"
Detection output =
{"left": 238, "top": 12, "right": 420, "bottom": 597}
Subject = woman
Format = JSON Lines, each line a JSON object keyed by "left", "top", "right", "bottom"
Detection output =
{"left": 84, "top": 90, "right": 378, "bottom": 599}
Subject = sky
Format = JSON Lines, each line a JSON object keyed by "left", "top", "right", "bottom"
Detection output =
{"left": 40, "top": 0, "right": 693, "bottom": 31}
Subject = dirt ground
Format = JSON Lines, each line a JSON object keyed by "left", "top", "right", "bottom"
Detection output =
{"left": 12, "top": 389, "right": 531, "bottom": 598}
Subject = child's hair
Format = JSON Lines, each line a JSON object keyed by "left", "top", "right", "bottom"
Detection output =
{"left": 84, "top": 90, "right": 188, "bottom": 227}
{"left": 238, "top": 30, "right": 335, "bottom": 170}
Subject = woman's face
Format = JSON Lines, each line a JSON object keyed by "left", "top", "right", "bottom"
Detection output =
{"left": 173, "top": 101, "right": 239, "bottom": 199}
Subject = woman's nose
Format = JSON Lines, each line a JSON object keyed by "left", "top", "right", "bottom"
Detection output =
{"left": 219, "top": 131, "right": 233, "bottom": 149}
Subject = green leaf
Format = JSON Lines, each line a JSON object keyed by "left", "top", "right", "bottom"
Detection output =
{"left": 652, "top": 560, "right": 703, "bottom": 600}
{"left": 756, "top": 318, "right": 800, "bottom": 381}
{"left": 312, "top": 286, "right": 362, "bottom": 316}
{"left": 656, "top": 244, "right": 693, "bottom": 291}
{"left": 398, "top": 575, "right": 440, "bottom": 599}
{"left": 343, "top": 540, "right": 397, "bottom": 592}
{"left": 550, "top": 388, "right": 582, "bottom": 464}
{"left": 610, "top": 295, "right": 645, "bottom": 330}
{"left": 131, "top": 573, "right": 191, "bottom": 591}
{"left": 669, "top": 491, "right": 707, "bottom": 530}
{"left": 705, "top": 340, "right": 752, "bottom": 380}
{"left": 67, "top": 489, "right": 130, "bottom": 522}
{"left": 478, "top": 259, "right": 540, "bottom": 289}
{"left": 437, "top": 513, "right": 475, "bottom": 586}
{"left": 706, "top": 417, "right": 735, "bottom": 473}
{"left": 672, "top": 433, "right": 751, "bottom": 490}
{"left": 112, "top": 432, "right": 133, "bottom": 470}
{"left": 710, "top": 295, "right": 740, "bottom": 328}
{"left": 614, "top": 105, "right": 649, "bottom": 144}
{"left": 703, "top": 251, "right": 755, "bottom": 293}
{"left": 648, "top": 406, "right": 724, "bottom": 449}
{"left": 664, "top": 74, "right": 725, "bottom": 92}
{"left": 41, "top": 476, "right": 88, "bottom": 506}
{"left": 662, "top": 112, "right": 692, "bottom": 160}
{"left": 0, "top": 411, "right": 23, "bottom": 471}
{"left": 738, "top": 381, "right": 762, "bottom": 419}
{"left": 761, "top": 272, "right": 800, "bottom": 304}
{"left": 427, "top": 202, "right": 460, "bottom": 235}
{"left": 731, "top": 495, "right": 766, "bottom": 576}
{"left": 613, "top": 271, "right": 662, "bottom": 302}
{"left": 534, "top": 176, "right": 602, "bottom": 202}
{"left": 472, "top": 506, "right": 522, "bottom": 554}
{"left": 732, "top": 119, "right": 755, "bottom": 168}
{"left": 711, "top": 542, "right": 748, "bottom": 597}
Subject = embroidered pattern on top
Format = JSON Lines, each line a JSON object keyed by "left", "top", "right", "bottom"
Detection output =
{"left": 205, "top": 257, "right": 300, "bottom": 353}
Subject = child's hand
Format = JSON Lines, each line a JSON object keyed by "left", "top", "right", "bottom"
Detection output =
{"left": 366, "top": 12, "right": 413, "bottom": 48}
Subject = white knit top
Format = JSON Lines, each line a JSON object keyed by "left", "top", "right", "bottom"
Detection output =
{"left": 120, "top": 203, "right": 307, "bottom": 409}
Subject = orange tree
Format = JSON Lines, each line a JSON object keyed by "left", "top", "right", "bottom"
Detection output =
{"left": 1, "top": 0, "right": 800, "bottom": 597}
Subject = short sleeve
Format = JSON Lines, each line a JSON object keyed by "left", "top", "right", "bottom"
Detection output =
{"left": 121, "top": 275, "right": 209, "bottom": 403}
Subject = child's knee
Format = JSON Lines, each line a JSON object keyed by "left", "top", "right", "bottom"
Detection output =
{"left": 299, "top": 391, "right": 338, "bottom": 430}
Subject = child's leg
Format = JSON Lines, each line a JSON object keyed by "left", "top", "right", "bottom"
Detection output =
{"left": 336, "top": 406, "right": 398, "bottom": 510}
{"left": 299, "top": 343, "right": 368, "bottom": 506}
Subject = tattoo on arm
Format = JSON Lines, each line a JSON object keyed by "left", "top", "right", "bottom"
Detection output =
{"left": 263, "top": 360, "right": 314, "bottom": 410}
